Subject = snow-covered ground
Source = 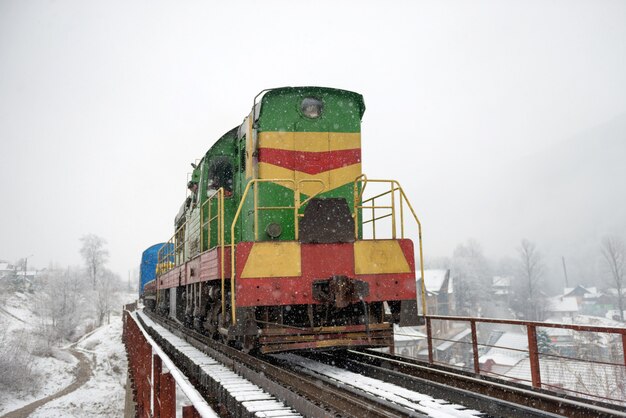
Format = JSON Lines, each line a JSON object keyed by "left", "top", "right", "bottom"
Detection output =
{"left": 0, "top": 289, "right": 137, "bottom": 417}
{"left": 0, "top": 346, "right": 77, "bottom": 415}
{"left": 30, "top": 313, "right": 129, "bottom": 417}
{"left": 1, "top": 291, "right": 76, "bottom": 414}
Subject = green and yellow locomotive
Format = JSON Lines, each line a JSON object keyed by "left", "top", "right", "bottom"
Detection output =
{"left": 151, "top": 87, "right": 425, "bottom": 353}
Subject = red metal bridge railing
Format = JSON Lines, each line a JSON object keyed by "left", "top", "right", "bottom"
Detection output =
{"left": 419, "top": 315, "right": 626, "bottom": 406}
{"left": 122, "top": 304, "right": 217, "bottom": 418}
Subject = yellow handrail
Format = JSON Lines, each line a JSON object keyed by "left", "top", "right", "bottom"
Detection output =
{"left": 353, "top": 176, "right": 427, "bottom": 316}
{"left": 228, "top": 178, "right": 326, "bottom": 324}
{"left": 230, "top": 179, "right": 292, "bottom": 323}
{"left": 200, "top": 188, "right": 224, "bottom": 251}
{"left": 156, "top": 222, "right": 186, "bottom": 276}
{"left": 156, "top": 190, "right": 225, "bottom": 279}
{"left": 200, "top": 188, "right": 225, "bottom": 323}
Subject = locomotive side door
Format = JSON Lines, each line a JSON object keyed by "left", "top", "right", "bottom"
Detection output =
{"left": 236, "top": 118, "right": 254, "bottom": 242}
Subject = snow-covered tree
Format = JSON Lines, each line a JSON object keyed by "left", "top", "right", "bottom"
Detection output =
{"left": 35, "top": 267, "right": 87, "bottom": 342}
{"left": 79, "top": 234, "right": 109, "bottom": 290}
{"left": 78, "top": 234, "right": 120, "bottom": 326}
{"left": 96, "top": 269, "right": 122, "bottom": 326}
{"left": 0, "top": 324, "right": 39, "bottom": 392}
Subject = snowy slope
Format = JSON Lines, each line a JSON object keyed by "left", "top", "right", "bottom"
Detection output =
{"left": 0, "top": 290, "right": 136, "bottom": 417}
{"left": 29, "top": 315, "right": 129, "bottom": 418}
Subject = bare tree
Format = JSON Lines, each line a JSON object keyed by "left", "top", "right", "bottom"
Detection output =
{"left": 96, "top": 269, "right": 121, "bottom": 325}
{"left": 452, "top": 239, "right": 491, "bottom": 315}
{"left": 512, "top": 239, "right": 546, "bottom": 321}
{"left": 0, "top": 324, "right": 40, "bottom": 391}
{"left": 80, "top": 234, "right": 109, "bottom": 289}
{"left": 79, "top": 234, "right": 119, "bottom": 326}
{"left": 35, "top": 267, "right": 87, "bottom": 342}
{"left": 601, "top": 236, "right": 625, "bottom": 322}
{"left": 0, "top": 272, "right": 13, "bottom": 306}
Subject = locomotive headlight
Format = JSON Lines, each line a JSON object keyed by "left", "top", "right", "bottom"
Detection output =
{"left": 265, "top": 222, "right": 282, "bottom": 239}
{"left": 300, "top": 97, "right": 323, "bottom": 119}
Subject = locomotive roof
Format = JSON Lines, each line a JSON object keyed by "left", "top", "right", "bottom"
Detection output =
{"left": 259, "top": 86, "right": 365, "bottom": 119}
{"left": 203, "top": 126, "right": 238, "bottom": 158}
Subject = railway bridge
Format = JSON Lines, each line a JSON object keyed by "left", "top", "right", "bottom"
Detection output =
{"left": 122, "top": 303, "right": 626, "bottom": 417}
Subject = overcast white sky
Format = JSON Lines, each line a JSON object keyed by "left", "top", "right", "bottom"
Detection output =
{"left": 1, "top": 1, "right": 625, "bottom": 284}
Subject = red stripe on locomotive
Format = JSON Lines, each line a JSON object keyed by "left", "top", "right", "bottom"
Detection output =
{"left": 234, "top": 239, "right": 417, "bottom": 307}
{"left": 257, "top": 148, "right": 361, "bottom": 175}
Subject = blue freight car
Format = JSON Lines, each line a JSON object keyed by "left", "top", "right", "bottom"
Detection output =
{"left": 139, "top": 243, "right": 167, "bottom": 297}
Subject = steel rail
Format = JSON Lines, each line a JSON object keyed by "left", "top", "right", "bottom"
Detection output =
{"left": 335, "top": 349, "right": 626, "bottom": 418}
{"left": 263, "top": 353, "right": 471, "bottom": 418}
{"left": 142, "top": 310, "right": 407, "bottom": 418}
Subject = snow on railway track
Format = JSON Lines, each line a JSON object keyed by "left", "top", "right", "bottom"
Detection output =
{"left": 137, "top": 311, "right": 302, "bottom": 417}
{"left": 142, "top": 309, "right": 469, "bottom": 417}
{"left": 274, "top": 353, "right": 482, "bottom": 417}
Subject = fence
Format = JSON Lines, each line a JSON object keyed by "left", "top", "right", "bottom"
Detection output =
{"left": 122, "top": 305, "right": 217, "bottom": 418}
{"left": 420, "top": 315, "right": 626, "bottom": 406}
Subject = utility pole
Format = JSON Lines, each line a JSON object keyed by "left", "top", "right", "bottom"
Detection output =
{"left": 561, "top": 256, "right": 569, "bottom": 288}
{"left": 23, "top": 254, "right": 34, "bottom": 290}
{"left": 24, "top": 254, "right": 34, "bottom": 277}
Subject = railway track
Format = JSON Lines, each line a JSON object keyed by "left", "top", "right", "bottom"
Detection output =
{"left": 140, "top": 311, "right": 406, "bottom": 417}
{"left": 139, "top": 310, "right": 626, "bottom": 417}
{"left": 293, "top": 350, "right": 626, "bottom": 418}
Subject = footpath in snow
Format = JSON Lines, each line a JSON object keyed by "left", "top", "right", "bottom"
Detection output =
{"left": 0, "top": 292, "right": 133, "bottom": 418}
